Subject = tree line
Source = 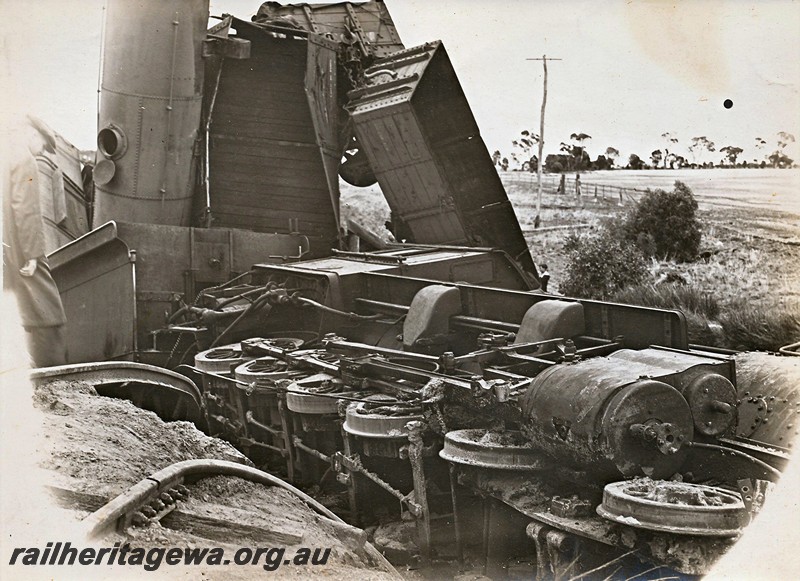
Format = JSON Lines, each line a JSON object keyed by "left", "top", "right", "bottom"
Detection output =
{"left": 493, "top": 130, "right": 796, "bottom": 172}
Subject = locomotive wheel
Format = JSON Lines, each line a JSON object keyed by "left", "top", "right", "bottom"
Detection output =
{"left": 195, "top": 343, "right": 248, "bottom": 374}
{"left": 234, "top": 357, "right": 292, "bottom": 384}
{"left": 596, "top": 479, "right": 748, "bottom": 536}
{"left": 439, "top": 429, "right": 546, "bottom": 471}
{"left": 343, "top": 395, "right": 424, "bottom": 439}
{"left": 286, "top": 373, "right": 344, "bottom": 414}
{"left": 241, "top": 335, "right": 311, "bottom": 357}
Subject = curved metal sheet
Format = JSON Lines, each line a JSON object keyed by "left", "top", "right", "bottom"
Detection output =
{"left": 29, "top": 361, "right": 203, "bottom": 417}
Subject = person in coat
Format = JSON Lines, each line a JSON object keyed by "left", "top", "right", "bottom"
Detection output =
{"left": 3, "top": 116, "right": 68, "bottom": 367}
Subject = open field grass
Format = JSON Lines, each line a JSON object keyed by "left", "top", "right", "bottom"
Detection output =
{"left": 504, "top": 168, "right": 800, "bottom": 215}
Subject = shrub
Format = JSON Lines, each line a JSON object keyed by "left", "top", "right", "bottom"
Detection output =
{"left": 560, "top": 230, "right": 648, "bottom": 299}
{"left": 624, "top": 181, "right": 701, "bottom": 262}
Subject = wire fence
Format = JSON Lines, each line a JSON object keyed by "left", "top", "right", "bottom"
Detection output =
{"left": 499, "top": 171, "right": 649, "bottom": 205}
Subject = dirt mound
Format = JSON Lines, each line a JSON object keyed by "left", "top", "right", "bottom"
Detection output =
{"left": 33, "top": 380, "right": 398, "bottom": 580}
{"left": 36, "top": 380, "right": 248, "bottom": 498}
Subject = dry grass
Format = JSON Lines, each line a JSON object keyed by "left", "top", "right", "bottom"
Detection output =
{"left": 718, "top": 299, "right": 800, "bottom": 351}
{"left": 612, "top": 284, "right": 721, "bottom": 320}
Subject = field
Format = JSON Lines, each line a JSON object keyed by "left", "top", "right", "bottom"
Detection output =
{"left": 340, "top": 168, "right": 800, "bottom": 312}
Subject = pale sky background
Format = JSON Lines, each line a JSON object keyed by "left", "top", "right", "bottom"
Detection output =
{"left": 1, "top": 0, "right": 799, "bottom": 166}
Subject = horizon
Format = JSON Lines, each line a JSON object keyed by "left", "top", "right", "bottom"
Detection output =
{"left": 2, "top": 0, "right": 798, "bottom": 166}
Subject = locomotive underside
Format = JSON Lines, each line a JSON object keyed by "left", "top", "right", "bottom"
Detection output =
{"left": 37, "top": 1, "right": 799, "bottom": 578}
{"left": 158, "top": 254, "right": 790, "bottom": 578}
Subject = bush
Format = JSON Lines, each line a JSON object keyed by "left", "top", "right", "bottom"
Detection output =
{"left": 624, "top": 181, "right": 701, "bottom": 262}
{"left": 560, "top": 230, "right": 648, "bottom": 299}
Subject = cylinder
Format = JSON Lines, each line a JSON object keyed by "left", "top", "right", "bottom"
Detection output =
{"left": 93, "top": 0, "right": 209, "bottom": 227}
{"left": 521, "top": 363, "right": 694, "bottom": 480}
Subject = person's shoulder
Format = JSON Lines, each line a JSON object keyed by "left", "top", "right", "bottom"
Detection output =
{"left": 9, "top": 148, "right": 36, "bottom": 173}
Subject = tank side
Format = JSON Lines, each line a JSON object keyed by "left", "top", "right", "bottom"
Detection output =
{"left": 93, "top": 0, "right": 209, "bottom": 227}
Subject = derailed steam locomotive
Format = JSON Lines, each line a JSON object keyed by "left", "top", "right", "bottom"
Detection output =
{"left": 41, "top": 1, "right": 798, "bottom": 577}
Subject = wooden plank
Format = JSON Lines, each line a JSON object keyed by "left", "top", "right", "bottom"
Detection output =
{"left": 210, "top": 152, "right": 322, "bottom": 172}
{"left": 160, "top": 505, "right": 304, "bottom": 545}
{"left": 211, "top": 190, "right": 334, "bottom": 212}
{"left": 47, "top": 486, "right": 108, "bottom": 513}
{"left": 211, "top": 173, "right": 327, "bottom": 194}
{"left": 212, "top": 213, "right": 334, "bottom": 235}
{"left": 211, "top": 121, "right": 315, "bottom": 144}
{"left": 217, "top": 85, "right": 308, "bottom": 107}
{"left": 211, "top": 172, "right": 329, "bottom": 195}
{"left": 213, "top": 102, "right": 311, "bottom": 124}
{"left": 211, "top": 201, "right": 330, "bottom": 221}
{"left": 216, "top": 88, "right": 310, "bottom": 108}
{"left": 211, "top": 192, "right": 336, "bottom": 216}
{"left": 212, "top": 198, "right": 334, "bottom": 224}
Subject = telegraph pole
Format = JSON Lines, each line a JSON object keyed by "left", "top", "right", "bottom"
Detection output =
{"left": 526, "top": 55, "right": 561, "bottom": 228}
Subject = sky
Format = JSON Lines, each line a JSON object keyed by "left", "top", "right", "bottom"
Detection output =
{"left": 1, "top": 0, "right": 799, "bottom": 166}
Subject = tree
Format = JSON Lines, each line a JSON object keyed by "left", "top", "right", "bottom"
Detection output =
{"left": 510, "top": 129, "right": 540, "bottom": 171}
{"left": 627, "top": 153, "right": 645, "bottom": 170}
{"left": 671, "top": 155, "right": 688, "bottom": 168}
{"left": 491, "top": 150, "right": 501, "bottom": 167}
{"left": 521, "top": 156, "right": 539, "bottom": 172}
{"left": 592, "top": 155, "right": 611, "bottom": 170}
{"left": 557, "top": 137, "right": 590, "bottom": 171}
{"left": 777, "top": 131, "right": 795, "bottom": 150}
{"left": 650, "top": 149, "right": 663, "bottom": 168}
{"left": 689, "top": 136, "right": 715, "bottom": 165}
{"left": 570, "top": 132, "right": 592, "bottom": 162}
{"left": 661, "top": 132, "right": 679, "bottom": 168}
{"left": 544, "top": 154, "right": 567, "bottom": 173}
{"left": 753, "top": 137, "right": 767, "bottom": 166}
{"left": 768, "top": 151, "right": 794, "bottom": 168}
{"left": 623, "top": 181, "right": 702, "bottom": 262}
{"left": 605, "top": 147, "right": 620, "bottom": 168}
{"left": 770, "top": 132, "right": 796, "bottom": 168}
{"left": 719, "top": 146, "right": 743, "bottom": 166}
